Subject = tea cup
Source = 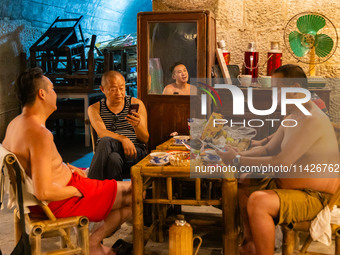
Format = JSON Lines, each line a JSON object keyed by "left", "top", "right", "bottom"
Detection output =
{"left": 150, "top": 152, "right": 169, "bottom": 163}
{"left": 258, "top": 76, "right": 272, "bottom": 88}
{"left": 237, "top": 74, "right": 252, "bottom": 87}
{"left": 174, "top": 136, "right": 190, "bottom": 145}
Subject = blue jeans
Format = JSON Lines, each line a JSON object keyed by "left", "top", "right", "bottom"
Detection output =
{"left": 88, "top": 137, "right": 147, "bottom": 181}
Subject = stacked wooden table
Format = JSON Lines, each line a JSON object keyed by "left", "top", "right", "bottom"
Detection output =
{"left": 131, "top": 138, "right": 238, "bottom": 254}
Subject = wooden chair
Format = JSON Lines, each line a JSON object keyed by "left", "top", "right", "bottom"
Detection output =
{"left": 90, "top": 124, "right": 98, "bottom": 154}
{"left": 281, "top": 122, "right": 340, "bottom": 254}
{"left": 281, "top": 185, "right": 340, "bottom": 255}
{"left": 30, "top": 16, "right": 87, "bottom": 74}
{"left": 0, "top": 145, "right": 90, "bottom": 255}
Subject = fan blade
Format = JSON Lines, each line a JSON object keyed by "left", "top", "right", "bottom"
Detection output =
{"left": 297, "top": 14, "right": 326, "bottom": 36}
{"left": 289, "top": 31, "right": 310, "bottom": 57}
{"left": 315, "top": 34, "right": 334, "bottom": 58}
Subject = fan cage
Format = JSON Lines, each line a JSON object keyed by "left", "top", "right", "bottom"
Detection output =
{"left": 283, "top": 12, "right": 338, "bottom": 65}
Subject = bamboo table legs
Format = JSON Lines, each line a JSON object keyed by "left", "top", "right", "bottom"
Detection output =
{"left": 132, "top": 163, "right": 239, "bottom": 255}
{"left": 222, "top": 178, "right": 238, "bottom": 254}
{"left": 131, "top": 166, "right": 144, "bottom": 255}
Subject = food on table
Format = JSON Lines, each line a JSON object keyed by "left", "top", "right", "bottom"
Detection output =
{"left": 201, "top": 112, "right": 224, "bottom": 140}
{"left": 169, "top": 151, "right": 190, "bottom": 167}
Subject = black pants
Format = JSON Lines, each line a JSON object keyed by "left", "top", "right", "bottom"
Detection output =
{"left": 88, "top": 137, "right": 147, "bottom": 181}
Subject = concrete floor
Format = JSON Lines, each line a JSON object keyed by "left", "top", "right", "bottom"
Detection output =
{"left": 0, "top": 194, "right": 336, "bottom": 254}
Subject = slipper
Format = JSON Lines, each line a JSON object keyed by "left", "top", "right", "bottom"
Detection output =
{"left": 112, "top": 239, "right": 133, "bottom": 255}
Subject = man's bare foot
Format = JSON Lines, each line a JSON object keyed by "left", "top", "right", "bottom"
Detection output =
{"left": 90, "top": 243, "right": 115, "bottom": 255}
{"left": 239, "top": 240, "right": 256, "bottom": 255}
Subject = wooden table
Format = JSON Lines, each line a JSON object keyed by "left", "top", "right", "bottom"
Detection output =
{"left": 155, "top": 138, "right": 189, "bottom": 151}
{"left": 131, "top": 152, "right": 238, "bottom": 254}
{"left": 56, "top": 90, "right": 102, "bottom": 147}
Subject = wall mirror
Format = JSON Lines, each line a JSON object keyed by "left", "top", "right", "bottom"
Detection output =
{"left": 137, "top": 11, "right": 216, "bottom": 149}
{"left": 148, "top": 22, "right": 197, "bottom": 95}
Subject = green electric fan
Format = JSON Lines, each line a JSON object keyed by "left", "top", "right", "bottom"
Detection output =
{"left": 284, "top": 12, "right": 338, "bottom": 76}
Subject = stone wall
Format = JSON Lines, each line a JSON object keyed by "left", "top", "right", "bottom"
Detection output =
{"left": 153, "top": 0, "right": 340, "bottom": 121}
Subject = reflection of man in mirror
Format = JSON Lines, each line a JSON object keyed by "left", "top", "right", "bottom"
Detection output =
{"left": 162, "top": 62, "right": 197, "bottom": 95}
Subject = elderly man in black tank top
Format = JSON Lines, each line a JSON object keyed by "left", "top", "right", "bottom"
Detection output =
{"left": 88, "top": 71, "right": 149, "bottom": 181}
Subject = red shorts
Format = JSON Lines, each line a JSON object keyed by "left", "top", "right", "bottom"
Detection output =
{"left": 46, "top": 172, "right": 117, "bottom": 222}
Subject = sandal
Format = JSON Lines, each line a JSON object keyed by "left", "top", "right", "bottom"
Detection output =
{"left": 112, "top": 239, "right": 133, "bottom": 255}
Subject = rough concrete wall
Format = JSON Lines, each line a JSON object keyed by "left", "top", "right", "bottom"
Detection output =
{"left": 0, "top": 0, "right": 152, "bottom": 41}
{"left": 0, "top": 20, "right": 41, "bottom": 141}
{"left": 0, "top": 0, "right": 152, "bottom": 141}
{"left": 153, "top": 0, "right": 340, "bottom": 121}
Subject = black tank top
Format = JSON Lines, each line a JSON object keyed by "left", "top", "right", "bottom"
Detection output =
{"left": 99, "top": 96, "right": 142, "bottom": 146}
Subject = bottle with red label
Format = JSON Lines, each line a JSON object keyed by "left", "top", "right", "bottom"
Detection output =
{"left": 217, "top": 40, "right": 230, "bottom": 65}
{"left": 267, "top": 41, "right": 282, "bottom": 76}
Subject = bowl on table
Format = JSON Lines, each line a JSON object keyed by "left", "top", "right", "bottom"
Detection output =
{"left": 173, "top": 136, "right": 190, "bottom": 145}
{"left": 149, "top": 152, "right": 169, "bottom": 166}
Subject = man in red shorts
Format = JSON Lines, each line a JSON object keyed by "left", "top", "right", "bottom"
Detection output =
{"left": 2, "top": 67, "right": 130, "bottom": 255}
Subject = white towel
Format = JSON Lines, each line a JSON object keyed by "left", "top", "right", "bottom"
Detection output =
{"left": 0, "top": 144, "right": 43, "bottom": 213}
{"left": 331, "top": 206, "right": 340, "bottom": 224}
{"left": 310, "top": 205, "right": 340, "bottom": 246}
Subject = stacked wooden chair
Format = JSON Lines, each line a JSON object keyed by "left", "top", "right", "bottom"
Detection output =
{"left": 29, "top": 16, "right": 87, "bottom": 75}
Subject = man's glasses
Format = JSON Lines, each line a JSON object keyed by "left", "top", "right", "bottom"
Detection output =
{"left": 111, "top": 115, "right": 119, "bottom": 131}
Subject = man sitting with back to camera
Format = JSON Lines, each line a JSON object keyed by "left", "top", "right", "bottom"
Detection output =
{"left": 2, "top": 67, "right": 132, "bottom": 255}
{"left": 217, "top": 64, "right": 340, "bottom": 255}
{"left": 162, "top": 62, "right": 197, "bottom": 95}
{"left": 87, "top": 71, "right": 149, "bottom": 181}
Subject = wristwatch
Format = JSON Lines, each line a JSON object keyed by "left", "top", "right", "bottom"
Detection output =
{"left": 232, "top": 154, "right": 241, "bottom": 167}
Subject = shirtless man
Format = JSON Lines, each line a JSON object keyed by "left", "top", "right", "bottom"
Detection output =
{"left": 216, "top": 64, "right": 340, "bottom": 255}
{"left": 2, "top": 67, "right": 131, "bottom": 255}
{"left": 162, "top": 62, "right": 197, "bottom": 95}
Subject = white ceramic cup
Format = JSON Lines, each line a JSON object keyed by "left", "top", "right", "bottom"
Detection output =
{"left": 237, "top": 75, "right": 252, "bottom": 87}
{"left": 173, "top": 136, "right": 190, "bottom": 145}
{"left": 150, "top": 152, "right": 169, "bottom": 161}
{"left": 258, "top": 76, "right": 272, "bottom": 88}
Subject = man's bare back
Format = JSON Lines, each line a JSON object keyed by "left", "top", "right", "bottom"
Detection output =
{"left": 275, "top": 102, "right": 340, "bottom": 193}
{"left": 226, "top": 99, "right": 340, "bottom": 194}
{"left": 3, "top": 114, "right": 72, "bottom": 187}
{"left": 2, "top": 74, "right": 82, "bottom": 202}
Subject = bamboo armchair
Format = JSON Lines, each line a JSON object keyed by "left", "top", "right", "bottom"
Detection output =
{"left": 281, "top": 123, "right": 340, "bottom": 254}
{"left": 0, "top": 145, "right": 90, "bottom": 255}
{"left": 281, "top": 185, "right": 340, "bottom": 255}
